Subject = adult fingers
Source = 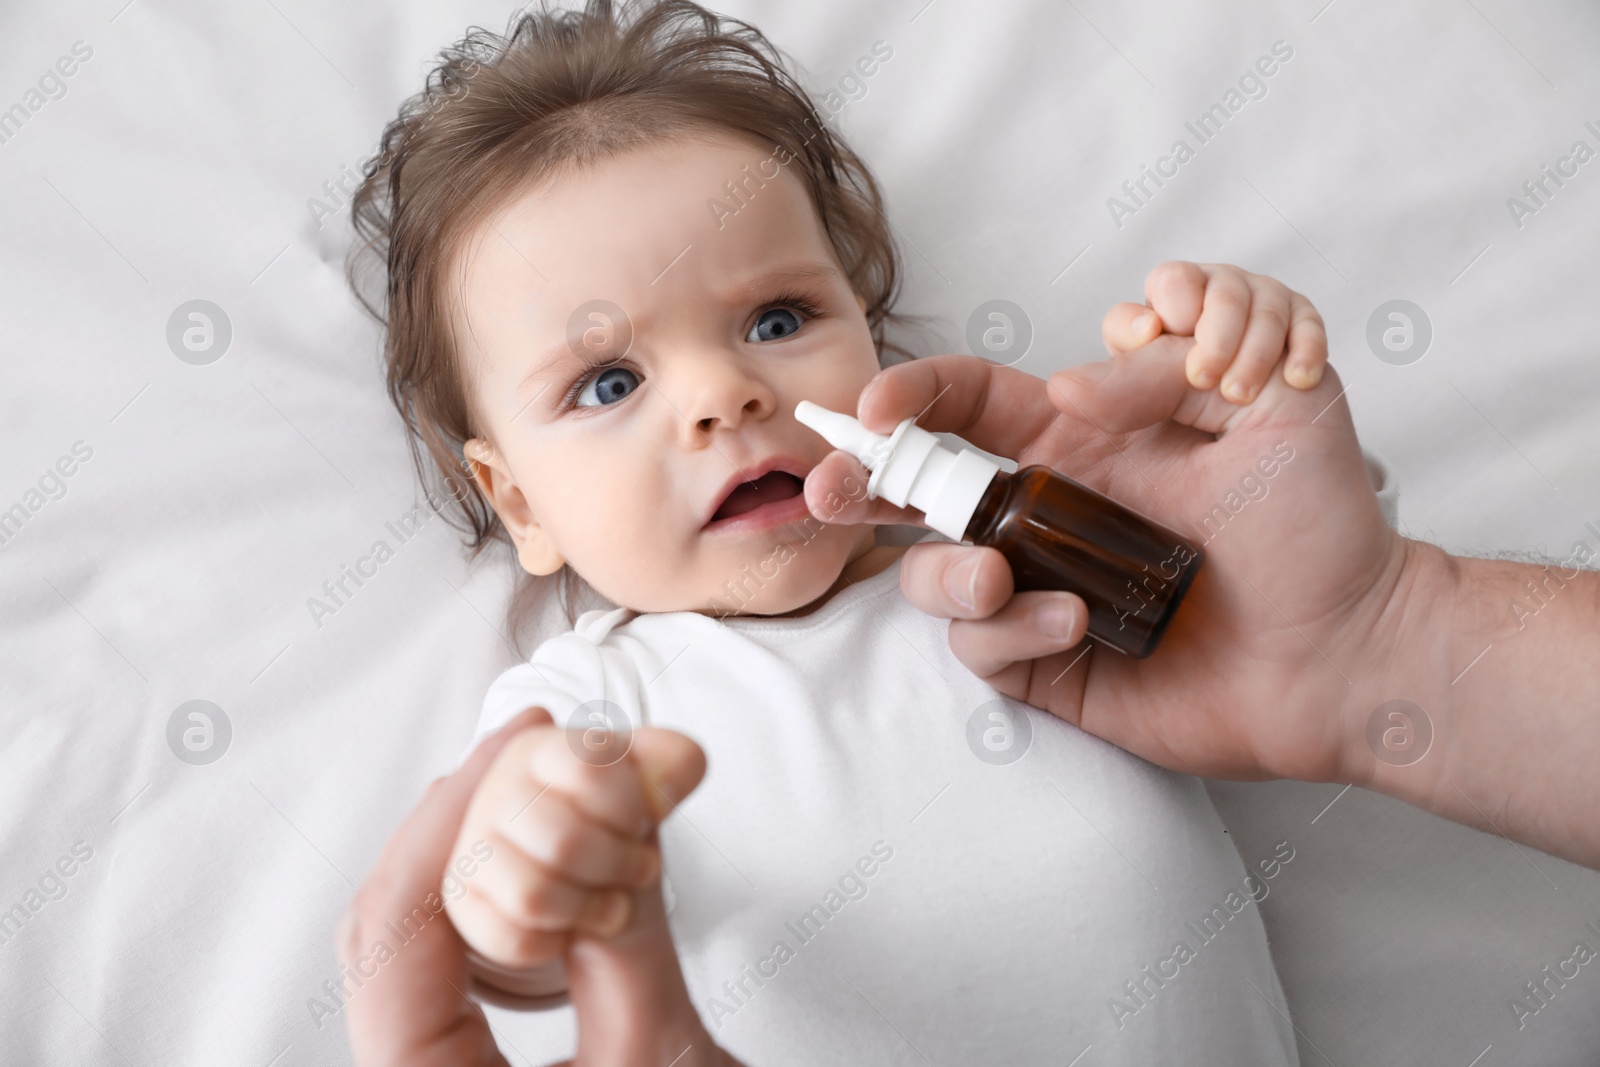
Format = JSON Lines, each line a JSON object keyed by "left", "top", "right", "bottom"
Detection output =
{"left": 895, "top": 541, "right": 1014, "bottom": 619}
{"left": 1050, "top": 334, "right": 1356, "bottom": 441}
{"left": 853, "top": 353, "right": 1059, "bottom": 456}
{"left": 558, "top": 739, "right": 716, "bottom": 1063}
{"left": 802, "top": 448, "right": 928, "bottom": 528}
{"left": 1046, "top": 334, "right": 1220, "bottom": 436}
{"left": 627, "top": 728, "right": 709, "bottom": 823}
{"left": 946, "top": 589, "right": 1089, "bottom": 680}
{"left": 564, "top": 884, "right": 711, "bottom": 1066}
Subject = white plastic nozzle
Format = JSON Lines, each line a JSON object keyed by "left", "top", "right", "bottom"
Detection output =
{"left": 793, "top": 400, "right": 1000, "bottom": 542}
{"left": 794, "top": 400, "right": 890, "bottom": 471}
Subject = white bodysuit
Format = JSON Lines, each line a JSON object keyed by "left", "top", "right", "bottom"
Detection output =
{"left": 452, "top": 520, "right": 1359, "bottom": 1065}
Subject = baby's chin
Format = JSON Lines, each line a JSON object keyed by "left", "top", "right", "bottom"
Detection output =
{"left": 579, "top": 524, "right": 869, "bottom": 618}
{"left": 584, "top": 531, "right": 851, "bottom": 620}
{"left": 688, "top": 539, "right": 854, "bottom": 619}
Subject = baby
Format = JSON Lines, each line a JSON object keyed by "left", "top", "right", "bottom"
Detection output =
{"left": 347, "top": 1, "right": 1329, "bottom": 1062}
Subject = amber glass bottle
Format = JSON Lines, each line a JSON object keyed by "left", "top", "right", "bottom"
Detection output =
{"left": 795, "top": 401, "right": 1204, "bottom": 658}
{"left": 962, "top": 466, "right": 1202, "bottom": 658}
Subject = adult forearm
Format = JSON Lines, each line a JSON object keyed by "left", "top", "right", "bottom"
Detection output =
{"left": 1345, "top": 537, "right": 1600, "bottom": 868}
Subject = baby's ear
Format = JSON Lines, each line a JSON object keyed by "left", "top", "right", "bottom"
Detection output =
{"left": 463, "top": 438, "right": 501, "bottom": 495}
{"left": 464, "top": 438, "right": 566, "bottom": 577}
{"left": 855, "top": 291, "right": 868, "bottom": 314}
{"left": 514, "top": 535, "right": 566, "bottom": 577}
{"left": 462, "top": 438, "right": 508, "bottom": 515}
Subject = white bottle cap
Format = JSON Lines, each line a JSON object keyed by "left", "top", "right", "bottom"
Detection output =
{"left": 794, "top": 400, "right": 1000, "bottom": 542}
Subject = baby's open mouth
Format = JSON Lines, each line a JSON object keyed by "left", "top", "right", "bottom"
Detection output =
{"left": 711, "top": 470, "right": 805, "bottom": 523}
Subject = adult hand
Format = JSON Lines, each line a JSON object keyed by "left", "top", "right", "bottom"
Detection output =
{"left": 337, "top": 706, "right": 744, "bottom": 1066}
{"left": 803, "top": 338, "right": 1401, "bottom": 786}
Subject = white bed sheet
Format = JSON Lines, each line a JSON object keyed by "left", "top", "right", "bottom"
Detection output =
{"left": 2, "top": 0, "right": 1597, "bottom": 1063}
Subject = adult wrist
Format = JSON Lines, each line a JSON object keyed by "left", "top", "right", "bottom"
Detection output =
{"left": 1335, "top": 534, "right": 1462, "bottom": 802}
{"left": 1344, "top": 533, "right": 1600, "bottom": 867}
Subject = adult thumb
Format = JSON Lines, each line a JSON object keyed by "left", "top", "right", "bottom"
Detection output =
{"left": 1048, "top": 333, "right": 1347, "bottom": 439}
{"left": 628, "top": 728, "right": 708, "bottom": 824}
{"left": 563, "top": 729, "right": 716, "bottom": 1065}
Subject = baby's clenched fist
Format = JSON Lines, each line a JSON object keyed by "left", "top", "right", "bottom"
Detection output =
{"left": 445, "top": 713, "right": 706, "bottom": 973}
{"left": 1101, "top": 261, "right": 1329, "bottom": 404}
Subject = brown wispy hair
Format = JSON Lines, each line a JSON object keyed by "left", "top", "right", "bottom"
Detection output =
{"left": 347, "top": 0, "right": 922, "bottom": 649}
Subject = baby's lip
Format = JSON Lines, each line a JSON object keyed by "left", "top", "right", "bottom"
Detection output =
{"left": 704, "top": 455, "right": 813, "bottom": 528}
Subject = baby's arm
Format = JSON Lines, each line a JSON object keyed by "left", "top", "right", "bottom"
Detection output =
{"left": 1101, "top": 261, "right": 1328, "bottom": 402}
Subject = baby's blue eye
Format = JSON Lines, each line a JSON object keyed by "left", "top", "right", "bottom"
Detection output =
{"left": 575, "top": 365, "right": 639, "bottom": 408}
{"left": 748, "top": 307, "right": 803, "bottom": 343}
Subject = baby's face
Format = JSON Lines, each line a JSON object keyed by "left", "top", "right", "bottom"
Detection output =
{"left": 454, "top": 131, "right": 883, "bottom": 616}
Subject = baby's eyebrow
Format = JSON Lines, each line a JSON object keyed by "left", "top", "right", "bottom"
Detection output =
{"left": 724, "top": 261, "right": 840, "bottom": 304}
{"left": 516, "top": 320, "right": 632, "bottom": 394}
{"left": 517, "top": 343, "right": 582, "bottom": 396}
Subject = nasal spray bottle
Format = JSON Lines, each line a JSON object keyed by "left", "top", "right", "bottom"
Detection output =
{"left": 795, "top": 401, "right": 1203, "bottom": 658}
